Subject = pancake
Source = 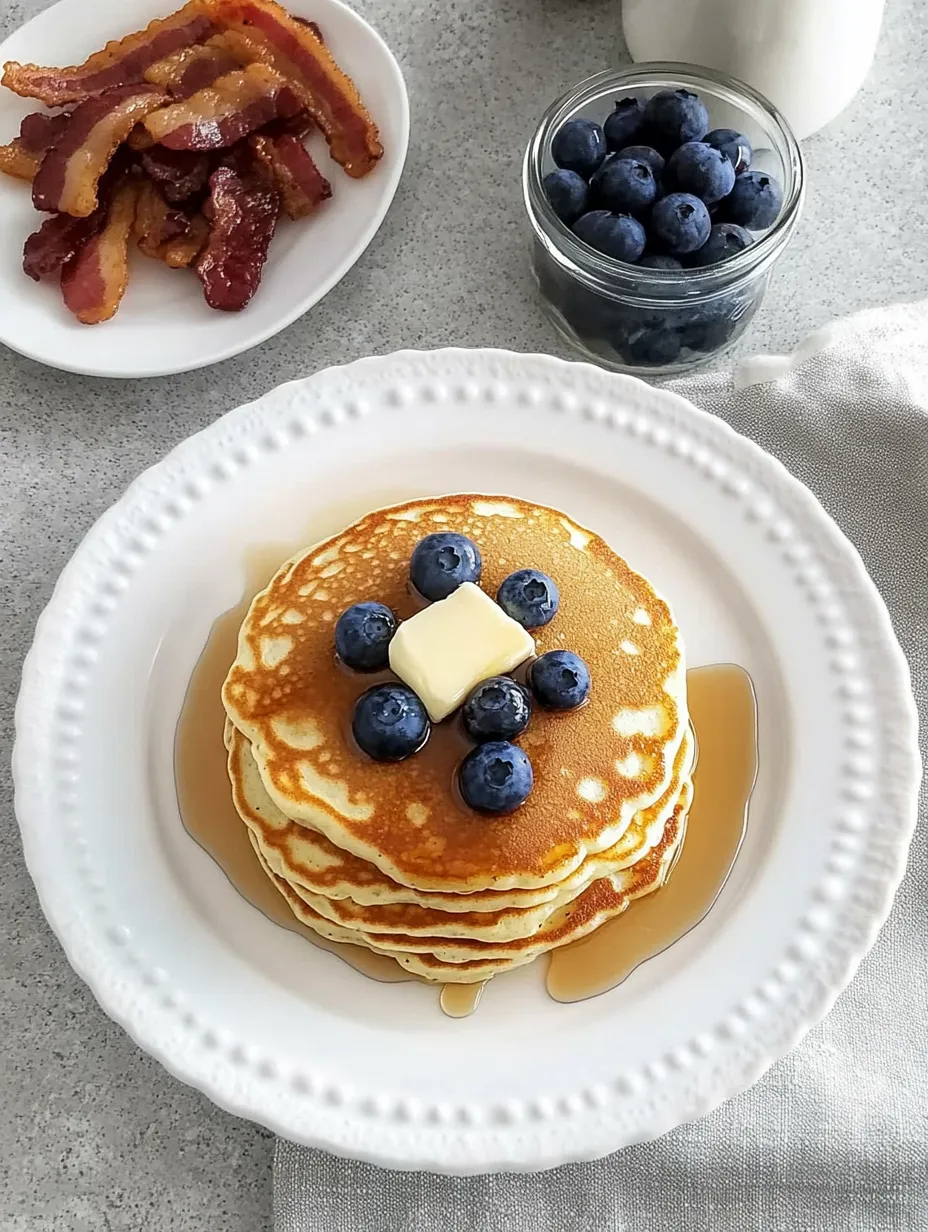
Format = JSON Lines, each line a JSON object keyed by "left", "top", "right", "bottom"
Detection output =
{"left": 229, "top": 721, "right": 695, "bottom": 937}
{"left": 249, "top": 783, "right": 692, "bottom": 981}
{"left": 223, "top": 495, "right": 687, "bottom": 894}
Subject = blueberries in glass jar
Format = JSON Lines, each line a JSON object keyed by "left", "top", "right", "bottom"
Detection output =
{"left": 459, "top": 741, "right": 533, "bottom": 813}
{"left": 410, "top": 532, "right": 482, "bottom": 601}
{"left": 542, "top": 168, "right": 590, "bottom": 225}
{"left": 664, "top": 141, "right": 735, "bottom": 204}
{"left": 551, "top": 118, "right": 608, "bottom": 178}
{"left": 573, "top": 210, "right": 646, "bottom": 262}
{"left": 723, "top": 170, "right": 783, "bottom": 229}
{"left": 335, "top": 601, "right": 397, "bottom": 671}
{"left": 642, "top": 88, "right": 709, "bottom": 150}
{"left": 688, "top": 222, "right": 753, "bottom": 267}
{"left": 497, "top": 568, "right": 559, "bottom": 628}
{"left": 352, "top": 684, "right": 430, "bottom": 762}
{"left": 616, "top": 320, "right": 682, "bottom": 367}
{"left": 638, "top": 254, "right": 682, "bottom": 269}
{"left": 616, "top": 144, "right": 665, "bottom": 178}
{"left": 590, "top": 156, "right": 657, "bottom": 216}
{"left": 561, "top": 282, "right": 628, "bottom": 339}
{"left": 462, "top": 677, "right": 532, "bottom": 743}
{"left": 704, "top": 128, "right": 753, "bottom": 174}
{"left": 529, "top": 650, "right": 591, "bottom": 710}
{"left": 650, "top": 192, "right": 711, "bottom": 254}
{"left": 603, "top": 96, "right": 645, "bottom": 150}
{"left": 670, "top": 294, "right": 750, "bottom": 353}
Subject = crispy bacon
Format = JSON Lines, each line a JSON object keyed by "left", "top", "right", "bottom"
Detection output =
{"left": 0, "top": 140, "right": 40, "bottom": 181}
{"left": 127, "top": 123, "right": 156, "bottom": 151}
{"left": 33, "top": 84, "right": 166, "bottom": 216}
{"left": 195, "top": 163, "right": 279, "bottom": 309}
{"left": 23, "top": 210, "right": 105, "bottom": 279}
{"left": 143, "top": 36, "right": 240, "bottom": 98}
{"left": 135, "top": 178, "right": 189, "bottom": 253}
{"left": 261, "top": 107, "right": 314, "bottom": 140}
{"left": 134, "top": 178, "right": 210, "bottom": 266}
{"left": 162, "top": 210, "right": 210, "bottom": 266}
{"left": 205, "top": 0, "right": 382, "bottom": 177}
{"left": 141, "top": 145, "right": 211, "bottom": 200}
{"left": 143, "top": 63, "right": 301, "bottom": 150}
{"left": 61, "top": 179, "right": 139, "bottom": 323}
{"left": 249, "top": 131, "right": 329, "bottom": 218}
{"left": 0, "top": 111, "right": 71, "bottom": 183}
{"left": 2, "top": 3, "right": 214, "bottom": 106}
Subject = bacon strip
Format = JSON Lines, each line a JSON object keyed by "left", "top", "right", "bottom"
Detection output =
{"left": 135, "top": 178, "right": 189, "bottom": 254}
{"left": 61, "top": 179, "right": 139, "bottom": 323}
{"left": 205, "top": 0, "right": 382, "bottom": 177}
{"left": 249, "top": 131, "right": 330, "bottom": 218}
{"left": 23, "top": 210, "right": 105, "bottom": 279}
{"left": 143, "top": 36, "right": 240, "bottom": 98}
{"left": 143, "top": 64, "right": 301, "bottom": 150}
{"left": 33, "top": 84, "right": 166, "bottom": 216}
{"left": 196, "top": 163, "right": 279, "bottom": 309}
{"left": 2, "top": 3, "right": 213, "bottom": 106}
{"left": 0, "top": 111, "right": 71, "bottom": 183}
{"left": 141, "top": 145, "right": 211, "bottom": 201}
{"left": 134, "top": 178, "right": 210, "bottom": 267}
{"left": 0, "top": 140, "right": 40, "bottom": 181}
{"left": 162, "top": 210, "right": 210, "bottom": 266}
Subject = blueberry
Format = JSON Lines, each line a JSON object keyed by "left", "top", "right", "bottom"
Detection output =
{"left": 670, "top": 296, "right": 746, "bottom": 353}
{"left": 352, "top": 684, "right": 430, "bottom": 761}
{"left": 603, "top": 96, "right": 644, "bottom": 150}
{"left": 723, "top": 170, "right": 783, "bottom": 229}
{"left": 642, "top": 88, "right": 708, "bottom": 150}
{"left": 409, "top": 533, "right": 481, "bottom": 601}
{"left": 561, "top": 282, "right": 627, "bottom": 339}
{"left": 664, "top": 141, "right": 735, "bottom": 204}
{"left": 551, "top": 118, "right": 607, "bottom": 178}
{"left": 590, "top": 156, "right": 657, "bottom": 216}
{"left": 459, "top": 741, "right": 533, "bottom": 813}
{"left": 615, "top": 320, "right": 682, "bottom": 366}
{"left": 638, "top": 254, "right": 682, "bottom": 269}
{"left": 497, "top": 568, "right": 559, "bottom": 628}
{"left": 689, "top": 222, "right": 753, "bottom": 267}
{"left": 704, "top": 128, "right": 752, "bottom": 173}
{"left": 616, "top": 144, "right": 665, "bottom": 177}
{"left": 462, "top": 677, "right": 532, "bottom": 743}
{"left": 334, "top": 601, "right": 397, "bottom": 671}
{"left": 650, "top": 192, "right": 711, "bottom": 254}
{"left": 572, "top": 210, "right": 646, "bottom": 263}
{"left": 528, "top": 650, "right": 591, "bottom": 710}
{"left": 542, "top": 168, "right": 589, "bottom": 225}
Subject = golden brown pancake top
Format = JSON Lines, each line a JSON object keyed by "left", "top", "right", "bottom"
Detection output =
{"left": 223, "top": 495, "right": 686, "bottom": 891}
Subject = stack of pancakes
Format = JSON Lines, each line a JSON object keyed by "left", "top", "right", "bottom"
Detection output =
{"left": 222, "top": 496, "right": 692, "bottom": 983}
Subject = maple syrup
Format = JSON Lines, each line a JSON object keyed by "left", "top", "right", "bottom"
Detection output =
{"left": 174, "top": 536, "right": 757, "bottom": 1017}
{"left": 439, "top": 982, "right": 486, "bottom": 1018}
{"left": 546, "top": 663, "right": 757, "bottom": 1002}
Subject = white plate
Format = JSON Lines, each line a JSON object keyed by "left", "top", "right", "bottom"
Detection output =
{"left": 0, "top": 0, "right": 408, "bottom": 377}
{"left": 13, "top": 350, "right": 919, "bottom": 1172}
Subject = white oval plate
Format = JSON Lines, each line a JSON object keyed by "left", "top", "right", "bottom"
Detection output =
{"left": 14, "top": 350, "right": 919, "bottom": 1172}
{"left": 0, "top": 0, "right": 408, "bottom": 377}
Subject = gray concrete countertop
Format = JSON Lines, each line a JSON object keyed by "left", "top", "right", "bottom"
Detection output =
{"left": 1, "top": 0, "right": 926, "bottom": 1226}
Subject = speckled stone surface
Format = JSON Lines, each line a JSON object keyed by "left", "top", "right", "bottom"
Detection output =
{"left": 0, "top": 0, "right": 926, "bottom": 1225}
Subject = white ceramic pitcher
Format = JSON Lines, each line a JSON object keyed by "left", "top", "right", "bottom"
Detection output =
{"left": 621, "top": 0, "right": 885, "bottom": 139}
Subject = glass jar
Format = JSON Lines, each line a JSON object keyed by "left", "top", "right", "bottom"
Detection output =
{"left": 523, "top": 64, "right": 804, "bottom": 378}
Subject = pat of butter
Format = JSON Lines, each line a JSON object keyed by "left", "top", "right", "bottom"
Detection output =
{"left": 389, "top": 582, "right": 535, "bottom": 722}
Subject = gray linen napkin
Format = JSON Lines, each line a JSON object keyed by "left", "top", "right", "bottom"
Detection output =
{"left": 274, "top": 304, "right": 928, "bottom": 1232}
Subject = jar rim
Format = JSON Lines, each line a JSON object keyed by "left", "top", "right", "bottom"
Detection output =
{"left": 523, "top": 62, "right": 805, "bottom": 303}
